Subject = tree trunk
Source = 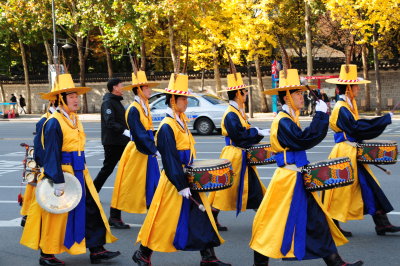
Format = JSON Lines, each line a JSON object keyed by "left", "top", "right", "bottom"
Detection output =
{"left": 43, "top": 36, "right": 53, "bottom": 89}
{"left": 373, "top": 25, "right": 382, "bottom": 116}
{"left": 168, "top": 15, "right": 179, "bottom": 72}
{"left": 140, "top": 39, "right": 146, "bottom": 70}
{"left": 361, "top": 44, "right": 370, "bottom": 111}
{"left": 76, "top": 36, "right": 88, "bottom": 113}
{"left": 19, "top": 38, "right": 31, "bottom": 114}
{"left": 212, "top": 44, "right": 222, "bottom": 95}
{"left": 305, "top": 1, "right": 313, "bottom": 76}
{"left": 201, "top": 68, "right": 205, "bottom": 91}
{"left": 0, "top": 82, "right": 5, "bottom": 103}
{"left": 255, "top": 56, "right": 268, "bottom": 112}
{"left": 105, "top": 46, "right": 113, "bottom": 78}
{"left": 99, "top": 27, "right": 113, "bottom": 78}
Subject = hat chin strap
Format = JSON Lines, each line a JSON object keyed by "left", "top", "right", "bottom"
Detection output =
{"left": 59, "top": 96, "right": 78, "bottom": 126}
{"left": 235, "top": 91, "right": 247, "bottom": 120}
{"left": 137, "top": 87, "right": 154, "bottom": 130}
{"left": 170, "top": 94, "right": 195, "bottom": 162}
{"left": 345, "top": 85, "right": 359, "bottom": 119}
{"left": 286, "top": 90, "right": 300, "bottom": 127}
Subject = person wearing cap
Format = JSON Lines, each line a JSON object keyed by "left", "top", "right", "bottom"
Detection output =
{"left": 20, "top": 92, "right": 57, "bottom": 227}
{"left": 110, "top": 71, "right": 160, "bottom": 217}
{"left": 322, "top": 64, "right": 400, "bottom": 237}
{"left": 20, "top": 74, "right": 120, "bottom": 265}
{"left": 133, "top": 73, "right": 230, "bottom": 266}
{"left": 93, "top": 78, "right": 130, "bottom": 229}
{"left": 249, "top": 69, "right": 362, "bottom": 266}
{"left": 208, "top": 72, "right": 268, "bottom": 231}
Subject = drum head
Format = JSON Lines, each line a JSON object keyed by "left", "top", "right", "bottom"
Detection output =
{"left": 28, "top": 148, "right": 34, "bottom": 157}
{"left": 307, "top": 157, "right": 350, "bottom": 168}
{"left": 36, "top": 172, "right": 82, "bottom": 214}
{"left": 248, "top": 143, "right": 272, "bottom": 149}
{"left": 24, "top": 172, "right": 37, "bottom": 183}
{"left": 361, "top": 140, "right": 397, "bottom": 145}
{"left": 27, "top": 160, "right": 37, "bottom": 169}
{"left": 190, "top": 159, "right": 230, "bottom": 168}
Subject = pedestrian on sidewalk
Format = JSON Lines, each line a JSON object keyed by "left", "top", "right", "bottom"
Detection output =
{"left": 93, "top": 78, "right": 130, "bottom": 229}
{"left": 19, "top": 95, "right": 27, "bottom": 114}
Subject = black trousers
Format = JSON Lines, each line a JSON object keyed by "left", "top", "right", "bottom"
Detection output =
{"left": 93, "top": 145, "right": 126, "bottom": 192}
{"left": 85, "top": 186, "right": 106, "bottom": 249}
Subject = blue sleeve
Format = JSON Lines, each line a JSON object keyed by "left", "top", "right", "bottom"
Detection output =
{"left": 224, "top": 112, "right": 263, "bottom": 148}
{"left": 33, "top": 117, "right": 47, "bottom": 167}
{"left": 128, "top": 107, "right": 157, "bottom": 155}
{"left": 156, "top": 123, "right": 188, "bottom": 192}
{"left": 337, "top": 107, "right": 391, "bottom": 141}
{"left": 278, "top": 111, "right": 329, "bottom": 151}
{"left": 43, "top": 118, "right": 64, "bottom": 184}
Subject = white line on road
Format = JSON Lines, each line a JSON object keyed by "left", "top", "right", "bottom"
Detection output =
{"left": 0, "top": 218, "right": 21, "bottom": 227}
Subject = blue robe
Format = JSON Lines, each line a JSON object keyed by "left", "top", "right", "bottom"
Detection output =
{"left": 250, "top": 111, "right": 347, "bottom": 260}
{"left": 323, "top": 99, "right": 393, "bottom": 219}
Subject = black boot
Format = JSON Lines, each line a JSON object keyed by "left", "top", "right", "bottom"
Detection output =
{"left": 39, "top": 251, "right": 65, "bottom": 266}
{"left": 253, "top": 251, "right": 269, "bottom": 266}
{"left": 200, "top": 247, "right": 231, "bottom": 266}
{"left": 21, "top": 215, "right": 27, "bottom": 227}
{"left": 212, "top": 208, "right": 228, "bottom": 231}
{"left": 323, "top": 253, "right": 363, "bottom": 266}
{"left": 373, "top": 211, "right": 400, "bottom": 236}
{"left": 89, "top": 246, "right": 120, "bottom": 264}
{"left": 109, "top": 207, "right": 130, "bottom": 229}
{"left": 333, "top": 219, "right": 352, "bottom": 237}
{"left": 132, "top": 245, "right": 153, "bottom": 266}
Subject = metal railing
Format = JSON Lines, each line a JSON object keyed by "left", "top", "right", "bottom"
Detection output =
{"left": 1, "top": 61, "right": 398, "bottom": 84}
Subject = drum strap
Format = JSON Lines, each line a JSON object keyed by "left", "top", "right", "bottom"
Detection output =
{"left": 282, "top": 164, "right": 303, "bottom": 172}
{"left": 345, "top": 141, "right": 357, "bottom": 147}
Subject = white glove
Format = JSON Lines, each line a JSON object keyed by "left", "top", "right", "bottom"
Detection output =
{"left": 123, "top": 129, "right": 130, "bottom": 137}
{"left": 315, "top": 100, "right": 328, "bottom": 113}
{"left": 54, "top": 183, "right": 65, "bottom": 197}
{"left": 389, "top": 112, "right": 393, "bottom": 118}
{"left": 155, "top": 151, "right": 161, "bottom": 157}
{"left": 255, "top": 127, "right": 270, "bottom": 137}
{"left": 178, "top": 187, "right": 192, "bottom": 199}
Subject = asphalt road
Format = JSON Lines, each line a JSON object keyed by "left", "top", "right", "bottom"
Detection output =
{"left": 0, "top": 119, "right": 399, "bottom": 266}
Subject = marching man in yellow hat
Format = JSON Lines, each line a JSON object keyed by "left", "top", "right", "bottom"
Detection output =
{"left": 20, "top": 74, "right": 120, "bottom": 265}
{"left": 249, "top": 69, "right": 362, "bottom": 266}
{"left": 322, "top": 64, "right": 400, "bottom": 236}
{"left": 19, "top": 88, "right": 57, "bottom": 227}
{"left": 208, "top": 63, "right": 268, "bottom": 230}
{"left": 110, "top": 70, "right": 161, "bottom": 217}
{"left": 133, "top": 73, "right": 230, "bottom": 266}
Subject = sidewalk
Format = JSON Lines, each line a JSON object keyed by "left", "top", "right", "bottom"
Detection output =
{"left": 0, "top": 113, "right": 101, "bottom": 122}
{"left": 2, "top": 112, "right": 399, "bottom": 122}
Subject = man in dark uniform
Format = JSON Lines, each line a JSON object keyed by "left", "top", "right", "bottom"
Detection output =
{"left": 94, "top": 78, "right": 130, "bottom": 229}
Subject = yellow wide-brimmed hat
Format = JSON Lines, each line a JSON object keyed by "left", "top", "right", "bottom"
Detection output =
{"left": 325, "top": 64, "right": 370, "bottom": 84}
{"left": 39, "top": 91, "right": 56, "bottom": 101}
{"left": 41, "top": 74, "right": 91, "bottom": 99}
{"left": 217, "top": 73, "right": 252, "bottom": 92}
{"left": 153, "top": 73, "right": 197, "bottom": 97}
{"left": 263, "top": 69, "right": 316, "bottom": 95}
{"left": 122, "top": 71, "right": 160, "bottom": 90}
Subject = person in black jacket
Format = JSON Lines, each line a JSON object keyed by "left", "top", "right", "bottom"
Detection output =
{"left": 19, "top": 95, "right": 27, "bottom": 114}
{"left": 94, "top": 78, "right": 131, "bottom": 229}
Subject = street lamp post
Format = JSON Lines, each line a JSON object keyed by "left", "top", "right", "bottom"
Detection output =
{"left": 52, "top": 0, "right": 58, "bottom": 67}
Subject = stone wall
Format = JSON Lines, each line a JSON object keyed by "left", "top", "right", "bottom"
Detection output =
{"left": 1, "top": 69, "right": 399, "bottom": 113}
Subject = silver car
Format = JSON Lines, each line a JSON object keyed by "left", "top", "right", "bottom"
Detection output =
{"left": 149, "top": 93, "right": 228, "bottom": 135}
